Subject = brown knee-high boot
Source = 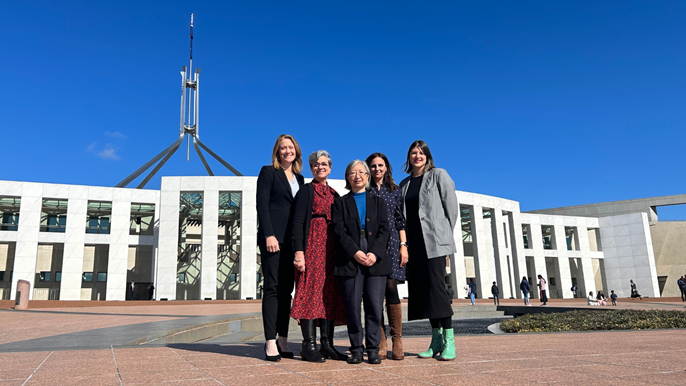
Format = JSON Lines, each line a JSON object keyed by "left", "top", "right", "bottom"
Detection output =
{"left": 387, "top": 303, "right": 404, "bottom": 360}
{"left": 378, "top": 311, "right": 387, "bottom": 359}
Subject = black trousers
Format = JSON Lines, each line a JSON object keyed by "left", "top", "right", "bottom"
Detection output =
{"left": 339, "top": 268, "right": 386, "bottom": 354}
{"left": 681, "top": 287, "right": 686, "bottom": 301}
{"left": 260, "top": 240, "right": 295, "bottom": 340}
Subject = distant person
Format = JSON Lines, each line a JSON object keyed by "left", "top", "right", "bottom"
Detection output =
{"left": 677, "top": 276, "right": 686, "bottom": 302}
{"left": 537, "top": 275, "right": 548, "bottom": 306}
{"left": 587, "top": 291, "right": 599, "bottom": 306}
{"left": 610, "top": 290, "right": 617, "bottom": 306}
{"left": 147, "top": 283, "right": 154, "bottom": 300}
{"left": 630, "top": 279, "right": 642, "bottom": 300}
{"left": 491, "top": 281, "right": 500, "bottom": 306}
{"left": 571, "top": 284, "right": 578, "bottom": 298}
{"left": 596, "top": 290, "right": 607, "bottom": 306}
{"left": 446, "top": 285, "right": 454, "bottom": 304}
{"left": 469, "top": 278, "right": 477, "bottom": 306}
{"left": 520, "top": 276, "right": 531, "bottom": 306}
{"left": 129, "top": 281, "right": 135, "bottom": 301}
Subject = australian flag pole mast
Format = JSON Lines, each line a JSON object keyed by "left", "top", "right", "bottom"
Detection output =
{"left": 116, "top": 13, "right": 242, "bottom": 189}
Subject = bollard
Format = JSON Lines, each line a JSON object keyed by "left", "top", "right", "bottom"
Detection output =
{"left": 14, "top": 280, "right": 30, "bottom": 310}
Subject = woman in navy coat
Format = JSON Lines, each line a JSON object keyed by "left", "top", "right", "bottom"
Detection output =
{"left": 332, "top": 160, "right": 390, "bottom": 365}
{"left": 257, "top": 134, "right": 305, "bottom": 361}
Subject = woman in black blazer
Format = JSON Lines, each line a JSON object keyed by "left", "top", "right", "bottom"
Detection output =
{"left": 332, "top": 160, "right": 390, "bottom": 365}
{"left": 257, "top": 134, "right": 305, "bottom": 361}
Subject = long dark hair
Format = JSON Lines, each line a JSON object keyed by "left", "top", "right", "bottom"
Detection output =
{"left": 403, "top": 140, "right": 435, "bottom": 174}
{"left": 365, "top": 152, "right": 398, "bottom": 192}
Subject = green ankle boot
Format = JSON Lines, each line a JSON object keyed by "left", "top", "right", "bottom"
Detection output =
{"left": 418, "top": 328, "right": 443, "bottom": 358}
{"left": 438, "top": 328, "right": 455, "bottom": 361}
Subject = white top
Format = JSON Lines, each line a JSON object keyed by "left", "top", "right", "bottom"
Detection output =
{"left": 289, "top": 176, "right": 300, "bottom": 197}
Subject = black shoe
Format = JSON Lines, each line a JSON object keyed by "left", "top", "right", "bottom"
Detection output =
{"left": 367, "top": 351, "right": 381, "bottom": 365}
{"left": 300, "top": 319, "right": 325, "bottom": 363}
{"left": 264, "top": 343, "right": 281, "bottom": 362}
{"left": 318, "top": 319, "right": 348, "bottom": 361}
{"left": 277, "top": 342, "right": 294, "bottom": 359}
{"left": 347, "top": 352, "right": 363, "bottom": 364}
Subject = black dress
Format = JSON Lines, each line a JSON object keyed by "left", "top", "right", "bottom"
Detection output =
{"left": 405, "top": 175, "right": 454, "bottom": 321}
{"left": 369, "top": 184, "right": 406, "bottom": 281}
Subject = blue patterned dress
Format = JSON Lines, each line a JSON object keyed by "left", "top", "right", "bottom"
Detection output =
{"left": 369, "top": 183, "right": 406, "bottom": 281}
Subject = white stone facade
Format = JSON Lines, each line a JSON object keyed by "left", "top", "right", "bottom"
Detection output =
{"left": 0, "top": 177, "right": 661, "bottom": 301}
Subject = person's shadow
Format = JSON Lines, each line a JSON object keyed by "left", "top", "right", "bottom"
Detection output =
{"left": 166, "top": 342, "right": 267, "bottom": 358}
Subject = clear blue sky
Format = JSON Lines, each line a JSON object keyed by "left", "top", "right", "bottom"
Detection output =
{"left": 3, "top": 1, "right": 686, "bottom": 218}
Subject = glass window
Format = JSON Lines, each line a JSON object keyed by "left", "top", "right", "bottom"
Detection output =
{"left": 97, "top": 272, "right": 107, "bottom": 282}
{"left": 177, "top": 273, "right": 186, "bottom": 283}
{"left": 55, "top": 272, "right": 61, "bottom": 282}
{"left": 41, "top": 199, "right": 68, "bottom": 232}
{"left": 39, "top": 272, "right": 51, "bottom": 282}
{"left": 230, "top": 273, "right": 237, "bottom": 283}
{"left": 0, "top": 271, "right": 5, "bottom": 281}
{"left": 82, "top": 272, "right": 93, "bottom": 282}
{"left": 522, "top": 224, "right": 531, "bottom": 249}
{"left": 0, "top": 196, "right": 21, "bottom": 231}
{"left": 86, "top": 201, "right": 112, "bottom": 234}
{"left": 130, "top": 203, "right": 156, "bottom": 236}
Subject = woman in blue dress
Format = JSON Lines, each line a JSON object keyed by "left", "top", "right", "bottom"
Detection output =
{"left": 365, "top": 152, "right": 408, "bottom": 360}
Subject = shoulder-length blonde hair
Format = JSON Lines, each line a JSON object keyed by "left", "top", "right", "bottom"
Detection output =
{"left": 271, "top": 134, "right": 303, "bottom": 174}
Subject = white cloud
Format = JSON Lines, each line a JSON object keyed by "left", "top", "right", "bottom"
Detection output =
{"left": 86, "top": 142, "right": 97, "bottom": 152}
{"left": 104, "top": 131, "right": 127, "bottom": 139}
{"left": 97, "top": 145, "right": 120, "bottom": 160}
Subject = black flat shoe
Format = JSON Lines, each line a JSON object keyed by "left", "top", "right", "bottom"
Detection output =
{"left": 367, "top": 351, "right": 382, "bottom": 365}
{"left": 264, "top": 343, "right": 281, "bottom": 362}
{"left": 277, "top": 343, "right": 294, "bottom": 359}
{"left": 347, "top": 352, "right": 363, "bottom": 364}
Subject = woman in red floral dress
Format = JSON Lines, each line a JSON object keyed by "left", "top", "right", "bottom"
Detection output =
{"left": 291, "top": 150, "right": 347, "bottom": 362}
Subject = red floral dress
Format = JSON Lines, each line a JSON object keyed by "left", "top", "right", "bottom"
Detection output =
{"left": 290, "top": 181, "right": 346, "bottom": 325}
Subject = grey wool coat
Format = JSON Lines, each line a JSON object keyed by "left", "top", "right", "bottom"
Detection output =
{"left": 399, "top": 168, "right": 459, "bottom": 259}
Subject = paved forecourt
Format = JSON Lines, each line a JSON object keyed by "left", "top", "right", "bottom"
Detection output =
{"left": 1, "top": 299, "right": 685, "bottom": 385}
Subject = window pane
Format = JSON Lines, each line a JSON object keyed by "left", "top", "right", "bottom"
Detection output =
{"left": 97, "top": 272, "right": 107, "bottom": 282}
{"left": 83, "top": 272, "right": 93, "bottom": 282}
{"left": 0, "top": 271, "right": 5, "bottom": 281}
{"left": 39, "top": 272, "right": 50, "bottom": 282}
{"left": 55, "top": 272, "right": 61, "bottom": 282}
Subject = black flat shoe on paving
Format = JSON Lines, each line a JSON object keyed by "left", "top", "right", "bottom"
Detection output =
{"left": 367, "top": 351, "right": 382, "bottom": 365}
{"left": 264, "top": 343, "right": 281, "bottom": 362}
{"left": 277, "top": 344, "right": 294, "bottom": 359}
{"left": 347, "top": 352, "right": 363, "bottom": 364}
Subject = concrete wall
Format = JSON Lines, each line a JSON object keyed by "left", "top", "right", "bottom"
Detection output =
{"left": 650, "top": 221, "right": 686, "bottom": 297}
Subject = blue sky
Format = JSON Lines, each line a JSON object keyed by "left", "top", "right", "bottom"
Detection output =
{"left": 3, "top": 1, "right": 686, "bottom": 218}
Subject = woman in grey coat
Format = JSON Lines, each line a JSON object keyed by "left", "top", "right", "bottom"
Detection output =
{"left": 399, "top": 140, "right": 458, "bottom": 361}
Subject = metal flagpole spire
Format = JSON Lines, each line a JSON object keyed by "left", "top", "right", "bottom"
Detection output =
{"left": 116, "top": 14, "right": 242, "bottom": 189}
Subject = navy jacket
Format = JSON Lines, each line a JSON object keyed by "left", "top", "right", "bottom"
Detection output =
{"left": 332, "top": 191, "right": 390, "bottom": 277}
{"left": 469, "top": 281, "right": 477, "bottom": 296}
{"left": 520, "top": 279, "right": 531, "bottom": 294}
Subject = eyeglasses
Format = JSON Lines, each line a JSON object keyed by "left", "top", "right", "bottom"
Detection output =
{"left": 313, "top": 162, "right": 329, "bottom": 168}
{"left": 347, "top": 171, "right": 368, "bottom": 177}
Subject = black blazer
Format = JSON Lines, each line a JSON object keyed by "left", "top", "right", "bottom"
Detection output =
{"left": 292, "top": 182, "right": 340, "bottom": 254}
{"left": 332, "top": 191, "right": 391, "bottom": 277}
{"left": 256, "top": 165, "right": 305, "bottom": 243}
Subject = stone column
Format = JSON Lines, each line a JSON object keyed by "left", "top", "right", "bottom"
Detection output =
{"left": 106, "top": 192, "right": 131, "bottom": 301}
{"left": 11, "top": 183, "right": 42, "bottom": 301}
{"left": 201, "top": 187, "right": 218, "bottom": 300}
{"left": 492, "top": 210, "right": 511, "bottom": 299}
{"left": 240, "top": 177, "right": 258, "bottom": 299}
{"left": 60, "top": 187, "right": 88, "bottom": 300}
{"left": 472, "top": 205, "right": 494, "bottom": 298}
{"left": 157, "top": 178, "right": 181, "bottom": 300}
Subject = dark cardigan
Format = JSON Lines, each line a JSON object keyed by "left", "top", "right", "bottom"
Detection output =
{"left": 291, "top": 182, "right": 340, "bottom": 254}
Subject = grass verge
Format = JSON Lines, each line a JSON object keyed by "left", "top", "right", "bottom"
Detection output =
{"left": 500, "top": 309, "right": 686, "bottom": 333}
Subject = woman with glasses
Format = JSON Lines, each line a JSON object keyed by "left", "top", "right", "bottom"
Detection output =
{"left": 400, "top": 140, "right": 458, "bottom": 361}
{"left": 257, "top": 134, "right": 305, "bottom": 361}
{"left": 332, "top": 160, "right": 390, "bottom": 365}
{"left": 291, "top": 150, "right": 347, "bottom": 363}
{"left": 365, "top": 152, "right": 407, "bottom": 360}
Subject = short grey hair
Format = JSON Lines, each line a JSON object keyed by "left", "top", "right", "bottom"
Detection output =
{"left": 308, "top": 150, "right": 332, "bottom": 168}
{"left": 344, "top": 159, "right": 371, "bottom": 190}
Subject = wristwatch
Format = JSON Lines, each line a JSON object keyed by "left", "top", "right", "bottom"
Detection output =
{"left": 400, "top": 242, "right": 407, "bottom": 247}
